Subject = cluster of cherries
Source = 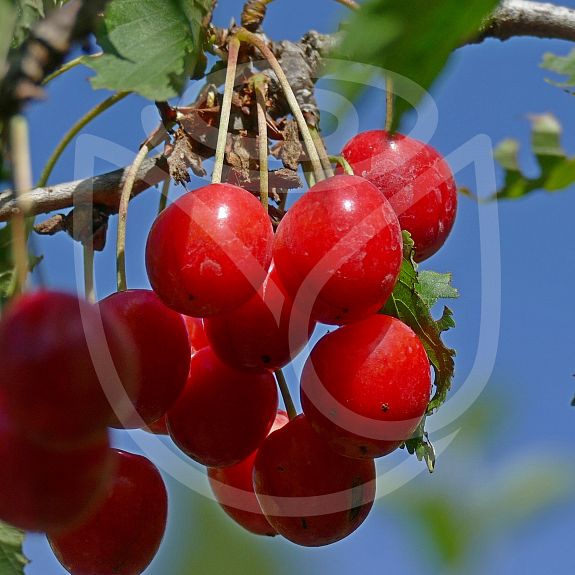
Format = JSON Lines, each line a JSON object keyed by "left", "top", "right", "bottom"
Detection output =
{"left": 0, "top": 129, "right": 456, "bottom": 574}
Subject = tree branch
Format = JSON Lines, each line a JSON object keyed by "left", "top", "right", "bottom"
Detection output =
{"left": 476, "top": 0, "right": 575, "bottom": 43}
{"left": 0, "top": 0, "right": 110, "bottom": 121}
{"left": 0, "top": 155, "right": 168, "bottom": 222}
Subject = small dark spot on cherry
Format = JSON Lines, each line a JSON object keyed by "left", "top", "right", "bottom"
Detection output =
{"left": 381, "top": 403, "right": 389, "bottom": 412}
{"left": 187, "top": 294, "right": 195, "bottom": 301}
{"left": 261, "top": 355, "right": 271, "bottom": 364}
{"left": 277, "top": 465, "right": 285, "bottom": 472}
{"left": 359, "top": 445, "right": 368, "bottom": 456}
{"left": 301, "top": 518, "right": 308, "bottom": 530}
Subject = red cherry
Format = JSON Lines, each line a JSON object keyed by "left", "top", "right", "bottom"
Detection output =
{"left": 204, "top": 265, "right": 316, "bottom": 371}
{"left": 100, "top": 289, "right": 190, "bottom": 429}
{"left": 273, "top": 175, "right": 402, "bottom": 325}
{"left": 208, "top": 410, "right": 289, "bottom": 536}
{"left": 340, "top": 130, "right": 457, "bottom": 261}
{"left": 183, "top": 315, "right": 209, "bottom": 352}
{"left": 145, "top": 183, "right": 273, "bottom": 317}
{"left": 166, "top": 347, "right": 278, "bottom": 467}
{"left": 300, "top": 315, "right": 431, "bottom": 459}
{"left": 0, "top": 398, "right": 114, "bottom": 533}
{"left": 0, "top": 291, "right": 139, "bottom": 446}
{"left": 49, "top": 449, "right": 168, "bottom": 575}
{"left": 253, "top": 414, "right": 376, "bottom": 547}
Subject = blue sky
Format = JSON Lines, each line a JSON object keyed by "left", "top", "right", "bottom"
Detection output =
{"left": 18, "top": 1, "right": 575, "bottom": 573}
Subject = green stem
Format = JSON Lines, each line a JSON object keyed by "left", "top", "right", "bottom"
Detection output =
{"left": 275, "top": 369, "right": 297, "bottom": 420}
{"left": 329, "top": 155, "right": 354, "bottom": 175}
{"left": 235, "top": 28, "right": 326, "bottom": 183}
{"left": 38, "top": 92, "right": 129, "bottom": 188}
{"left": 309, "top": 125, "right": 334, "bottom": 178}
{"left": 8, "top": 115, "right": 33, "bottom": 295}
{"left": 42, "top": 53, "right": 103, "bottom": 86}
{"left": 83, "top": 242, "right": 95, "bottom": 303}
{"left": 116, "top": 144, "right": 149, "bottom": 292}
{"left": 212, "top": 36, "right": 240, "bottom": 184}
{"left": 254, "top": 77, "right": 269, "bottom": 210}
{"left": 157, "top": 176, "right": 171, "bottom": 214}
{"left": 386, "top": 76, "right": 394, "bottom": 133}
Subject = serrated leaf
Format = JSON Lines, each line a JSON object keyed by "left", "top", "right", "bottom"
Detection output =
{"left": 0, "top": 521, "right": 28, "bottom": 575}
{"left": 493, "top": 113, "right": 575, "bottom": 200}
{"left": 541, "top": 48, "right": 575, "bottom": 90}
{"left": 382, "top": 232, "right": 456, "bottom": 413}
{"left": 88, "top": 0, "right": 213, "bottom": 100}
{"left": 417, "top": 270, "right": 458, "bottom": 308}
{"left": 11, "top": 0, "right": 44, "bottom": 48}
{"left": 339, "top": 0, "right": 499, "bottom": 129}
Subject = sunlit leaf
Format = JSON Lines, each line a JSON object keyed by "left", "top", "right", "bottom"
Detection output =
{"left": 0, "top": 521, "right": 28, "bottom": 575}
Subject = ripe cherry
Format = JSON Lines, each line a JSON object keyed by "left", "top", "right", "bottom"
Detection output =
{"left": 300, "top": 315, "right": 431, "bottom": 459}
{"left": 183, "top": 315, "right": 209, "bottom": 352}
{"left": 146, "top": 183, "right": 273, "bottom": 317}
{"left": 253, "top": 414, "right": 376, "bottom": 547}
{"left": 166, "top": 347, "right": 278, "bottom": 467}
{"left": 273, "top": 175, "right": 402, "bottom": 325}
{"left": 340, "top": 130, "right": 457, "bottom": 261}
{"left": 204, "top": 265, "right": 316, "bottom": 371}
{"left": 100, "top": 289, "right": 190, "bottom": 429}
{"left": 49, "top": 449, "right": 168, "bottom": 575}
{"left": 0, "top": 291, "right": 138, "bottom": 446}
{"left": 0, "top": 397, "right": 114, "bottom": 533}
{"left": 208, "top": 410, "right": 289, "bottom": 536}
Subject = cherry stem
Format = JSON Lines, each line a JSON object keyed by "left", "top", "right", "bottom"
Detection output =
{"left": 386, "top": 75, "right": 394, "bottom": 133}
{"left": 275, "top": 369, "right": 297, "bottom": 420}
{"left": 8, "top": 115, "right": 33, "bottom": 295}
{"left": 83, "top": 242, "right": 95, "bottom": 303}
{"left": 235, "top": 28, "right": 326, "bottom": 183}
{"left": 212, "top": 36, "right": 241, "bottom": 185}
{"left": 157, "top": 176, "right": 171, "bottom": 214}
{"left": 42, "top": 53, "right": 103, "bottom": 86}
{"left": 328, "top": 155, "right": 354, "bottom": 175}
{"left": 309, "top": 125, "right": 334, "bottom": 178}
{"left": 38, "top": 92, "right": 129, "bottom": 188}
{"left": 254, "top": 76, "right": 269, "bottom": 210}
{"left": 335, "top": 0, "right": 359, "bottom": 10}
{"left": 116, "top": 124, "right": 168, "bottom": 292}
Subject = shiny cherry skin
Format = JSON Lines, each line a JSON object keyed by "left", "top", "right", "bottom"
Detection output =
{"left": 253, "top": 414, "right": 376, "bottom": 547}
{"left": 0, "top": 397, "right": 114, "bottom": 533}
{"left": 208, "top": 411, "right": 289, "bottom": 536}
{"left": 204, "top": 266, "right": 316, "bottom": 371}
{"left": 340, "top": 130, "right": 457, "bottom": 261}
{"left": 0, "top": 291, "right": 138, "bottom": 447}
{"left": 49, "top": 449, "right": 167, "bottom": 575}
{"left": 183, "top": 316, "right": 209, "bottom": 352}
{"left": 273, "top": 175, "right": 402, "bottom": 325}
{"left": 146, "top": 183, "right": 273, "bottom": 317}
{"left": 166, "top": 347, "right": 278, "bottom": 467}
{"left": 301, "top": 315, "right": 431, "bottom": 459}
{"left": 100, "top": 289, "right": 191, "bottom": 429}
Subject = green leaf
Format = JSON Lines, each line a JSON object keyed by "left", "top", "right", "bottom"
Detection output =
{"left": 382, "top": 232, "right": 457, "bottom": 413}
{"left": 339, "top": 0, "right": 499, "bottom": 129}
{"left": 493, "top": 113, "right": 575, "bottom": 200}
{"left": 0, "top": 223, "right": 43, "bottom": 306}
{"left": 0, "top": 521, "right": 28, "bottom": 575}
{"left": 0, "top": 1, "right": 16, "bottom": 63}
{"left": 88, "top": 0, "right": 213, "bottom": 100}
{"left": 541, "top": 48, "right": 575, "bottom": 90}
{"left": 11, "top": 0, "right": 44, "bottom": 48}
